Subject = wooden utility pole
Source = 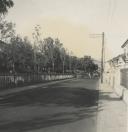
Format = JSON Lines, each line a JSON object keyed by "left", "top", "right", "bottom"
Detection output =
{"left": 89, "top": 32, "right": 105, "bottom": 83}
{"left": 101, "top": 32, "right": 105, "bottom": 83}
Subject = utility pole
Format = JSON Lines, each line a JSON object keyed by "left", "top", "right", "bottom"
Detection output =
{"left": 89, "top": 32, "right": 105, "bottom": 83}
{"left": 101, "top": 32, "right": 105, "bottom": 83}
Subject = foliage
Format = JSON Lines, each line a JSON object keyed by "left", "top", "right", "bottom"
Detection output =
{"left": 0, "top": 24, "right": 99, "bottom": 74}
{"left": 0, "top": 19, "right": 15, "bottom": 42}
{"left": 0, "top": 1, "right": 99, "bottom": 75}
{"left": 0, "top": 0, "right": 14, "bottom": 15}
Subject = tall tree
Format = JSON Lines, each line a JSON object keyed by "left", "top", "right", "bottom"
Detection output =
{"left": 60, "top": 47, "right": 66, "bottom": 74}
{"left": 0, "top": 0, "right": 14, "bottom": 15}
{"left": 32, "top": 25, "right": 43, "bottom": 72}
{"left": 44, "top": 37, "right": 55, "bottom": 72}
{"left": 54, "top": 38, "right": 62, "bottom": 72}
{"left": 9, "top": 36, "right": 34, "bottom": 73}
{"left": 0, "top": 19, "right": 15, "bottom": 42}
{"left": 0, "top": 0, "right": 15, "bottom": 43}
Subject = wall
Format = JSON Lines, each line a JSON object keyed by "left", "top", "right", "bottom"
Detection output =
{"left": 110, "top": 65, "right": 128, "bottom": 105}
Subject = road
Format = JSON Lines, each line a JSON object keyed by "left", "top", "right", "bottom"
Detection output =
{"left": 0, "top": 78, "right": 99, "bottom": 132}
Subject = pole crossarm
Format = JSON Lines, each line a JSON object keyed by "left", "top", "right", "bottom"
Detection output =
{"left": 89, "top": 34, "right": 103, "bottom": 38}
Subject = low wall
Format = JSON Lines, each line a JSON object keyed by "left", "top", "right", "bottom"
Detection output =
{"left": 114, "top": 85, "right": 124, "bottom": 98}
{"left": 105, "top": 66, "right": 128, "bottom": 105}
{"left": 0, "top": 74, "right": 74, "bottom": 90}
{"left": 114, "top": 68, "right": 128, "bottom": 105}
{"left": 113, "top": 82, "right": 128, "bottom": 105}
{"left": 105, "top": 81, "right": 128, "bottom": 105}
{"left": 115, "top": 85, "right": 128, "bottom": 105}
{"left": 123, "top": 88, "right": 128, "bottom": 105}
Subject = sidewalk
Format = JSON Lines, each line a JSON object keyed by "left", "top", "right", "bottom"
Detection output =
{"left": 97, "top": 83, "right": 127, "bottom": 132}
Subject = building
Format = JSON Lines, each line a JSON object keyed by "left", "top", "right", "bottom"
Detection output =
{"left": 105, "top": 39, "right": 128, "bottom": 103}
{"left": 121, "top": 39, "right": 128, "bottom": 63}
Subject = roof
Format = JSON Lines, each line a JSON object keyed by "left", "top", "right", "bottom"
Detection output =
{"left": 107, "top": 54, "right": 126, "bottom": 62}
{"left": 121, "top": 39, "right": 128, "bottom": 48}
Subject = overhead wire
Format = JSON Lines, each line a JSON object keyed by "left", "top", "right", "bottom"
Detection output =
{"left": 105, "top": 0, "right": 118, "bottom": 61}
{"left": 107, "top": 0, "right": 112, "bottom": 24}
{"left": 107, "top": 0, "right": 117, "bottom": 25}
{"left": 110, "top": 0, "right": 117, "bottom": 24}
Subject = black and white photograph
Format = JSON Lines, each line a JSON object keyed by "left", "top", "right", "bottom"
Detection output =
{"left": 0, "top": 0, "right": 127, "bottom": 132}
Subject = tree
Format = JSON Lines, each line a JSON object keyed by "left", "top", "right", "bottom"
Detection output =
{"left": 9, "top": 36, "right": 34, "bottom": 73}
{"left": 0, "top": 0, "right": 14, "bottom": 15}
{"left": 44, "top": 37, "right": 55, "bottom": 72}
{"left": 32, "top": 25, "right": 45, "bottom": 73}
{"left": 71, "top": 56, "right": 78, "bottom": 73}
{"left": 0, "top": 40, "right": 11, "bottom": 72}
{"left": 54, "top": 38, "right": 64, "bottom": 73}
{"left": 0, "top": 19, "right": 15, "bottom": 42}
{"left": 86, "top": 62, "right": 98, "bottom": 78}
{"left": 60, "top": 47, "right": 66, "bottom": 74}
{"left": 68, "top": 52, "right": 73, "bottom": 72}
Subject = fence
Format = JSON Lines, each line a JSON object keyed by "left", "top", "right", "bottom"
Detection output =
{"left": 120, "top": 69, "right": 128, "bottom": 88}
{"left": 0, "top": 73, "right": 74, "bottom": 90}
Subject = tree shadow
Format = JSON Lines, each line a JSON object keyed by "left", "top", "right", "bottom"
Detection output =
{"left": 0, "top": 107, "right": 101, "bottom": 132}
{"left": 99, "top": 91, "right": 121, "bottom": 101}
{"left": 0, "top": 85, "right": 99, "bottom": 108}
{"left": 0, "top": 80, "right": 100, "bottom": 131}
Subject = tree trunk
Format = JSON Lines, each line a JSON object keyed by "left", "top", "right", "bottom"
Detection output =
{"left": 62, "top": 61, "right": 65, "bottom": 74}
{"left": 88, "top": 72, "right": 91, "bottom": 79}
{"left": 52, "top": 62, "right": 54, "bottom": 73}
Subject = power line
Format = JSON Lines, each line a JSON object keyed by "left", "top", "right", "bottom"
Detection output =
{"left": 107, "top": 0, "right": 112, "bottom": 24}
{"left": 107, "top": 0, "right": 117, "bottom": 25}
{"left": 110, "top": 0, "right": 117, "bottom": 23}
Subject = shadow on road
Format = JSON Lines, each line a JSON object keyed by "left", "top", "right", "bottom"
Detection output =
{"left": 0, "top": 86, "right": 99, "bottom": 107}
{"left": 97, "top": 90, "right": 122, "bottom": 114}
{"left": 99, "top": 91, "right": 121, "bottom": 101}
{"left": 0, "top": 79, "right": 100, "bottom": 132}
{"left": 0, "top": 107, "right": 99, "bottom": 132}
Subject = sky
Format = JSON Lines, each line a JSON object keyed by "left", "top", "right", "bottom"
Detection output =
{"left": 5, "top": 0, "right": 128, "bottom": 60}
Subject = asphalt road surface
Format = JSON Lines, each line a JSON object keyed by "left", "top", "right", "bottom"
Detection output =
{"left": 0, "top": 78, "right": 99, "bottom": 132}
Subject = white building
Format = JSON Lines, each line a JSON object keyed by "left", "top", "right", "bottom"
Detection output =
{"left": 105, "top": 39, "right": 128, "bottom": 103}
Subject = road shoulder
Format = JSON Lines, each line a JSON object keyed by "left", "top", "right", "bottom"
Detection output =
{"left": 0, "top": 78, "right": 75, "bottom": 97}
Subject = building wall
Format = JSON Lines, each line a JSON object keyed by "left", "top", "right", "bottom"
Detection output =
{"left": 105, "top": 61, "right": 128, "bottom": 104}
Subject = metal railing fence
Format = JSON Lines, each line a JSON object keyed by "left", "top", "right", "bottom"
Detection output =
{"left": 0, "top": 73, "right": 74, "bottom": 90}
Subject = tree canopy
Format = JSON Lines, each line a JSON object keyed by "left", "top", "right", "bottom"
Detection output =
{"left": 0, "top": 0, "right": 14, "bottom": 15}
{"left": 0, "top": 19, "right": 99, "bottom": 74}
{"left": 0, "top": 33, "right": 99, "bottom": 75}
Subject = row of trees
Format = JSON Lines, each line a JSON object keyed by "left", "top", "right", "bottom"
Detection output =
{"left": 0, "top": 0, "right": 99, "bottom": 75}
{"left": 0, "top": 34, "right": 98, "bottom": 74}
